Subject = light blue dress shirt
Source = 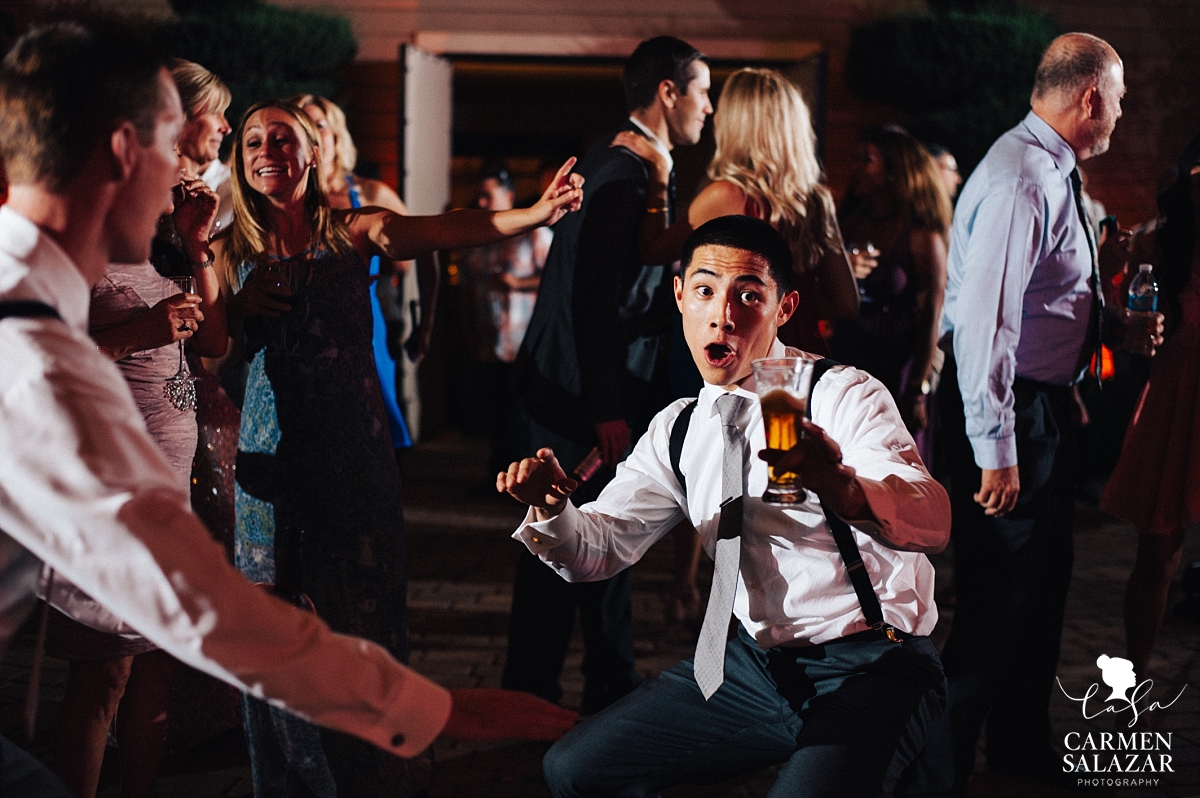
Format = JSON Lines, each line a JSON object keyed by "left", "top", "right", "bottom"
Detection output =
{"left": 942, "top": 111, "right": 1094, "bottom": 470}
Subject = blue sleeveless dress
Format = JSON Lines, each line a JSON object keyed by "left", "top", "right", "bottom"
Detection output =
{"left": 233, "top": 247, "right": 417, "bottom": 795}
{"left": 348, "top": 175, "right": 411, "bottom": 449}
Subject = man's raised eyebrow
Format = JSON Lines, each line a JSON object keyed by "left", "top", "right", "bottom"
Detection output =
{"left": 732, "top": 272, "right": 767, "bottom": 286}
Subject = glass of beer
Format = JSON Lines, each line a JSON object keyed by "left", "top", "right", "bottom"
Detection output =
{"left": 752, "top": 357, "right": 814, "bottom": 504}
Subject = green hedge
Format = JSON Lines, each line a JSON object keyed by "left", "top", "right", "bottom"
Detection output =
{"left": 164, "top": 0, "right": 357, "bottom": 128}
{"left": 845, "top": 5, "right": 1060, "bottom": 174}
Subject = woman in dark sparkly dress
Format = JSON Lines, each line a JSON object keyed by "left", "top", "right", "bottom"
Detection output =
{"left": 214, "top": 100, "right": 581, "bottom": 797}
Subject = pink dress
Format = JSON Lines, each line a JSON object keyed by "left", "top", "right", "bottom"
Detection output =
{"left": 1101, "top": 255, "right": 1200, "bottom": 534}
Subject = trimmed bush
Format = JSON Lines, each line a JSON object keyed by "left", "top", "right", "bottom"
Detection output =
{"left": 845, "top": 4, "right": 1060, "bottom": 174}
{"left": 164, "top": 0, "right": 357, "bottom": 127}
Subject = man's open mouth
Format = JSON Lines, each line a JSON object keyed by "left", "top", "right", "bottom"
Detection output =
{"left": 705, "top": 342, "right": 735, "bottom": 367}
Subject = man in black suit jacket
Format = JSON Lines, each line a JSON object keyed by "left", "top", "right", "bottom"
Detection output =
{"left": 505, "top": 36, "right": 712, "bottom": 713}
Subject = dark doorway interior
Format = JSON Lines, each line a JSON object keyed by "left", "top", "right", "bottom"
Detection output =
{"left": 422, "top": 53, "right": 825, "bottom": 441}
{"left": 447, "top": 54, "right": 825, "bottom": 211}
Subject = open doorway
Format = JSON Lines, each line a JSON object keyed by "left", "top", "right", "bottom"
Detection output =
{"left": 420, "top": 52, "right": 826, "bottom": 440}
{"left": 447, "top": 54, "right": 826, "bottom": 212}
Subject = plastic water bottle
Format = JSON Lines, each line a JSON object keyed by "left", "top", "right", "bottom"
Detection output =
{"left": 1127, "top": 263, "right": 1159, "bottom": 313}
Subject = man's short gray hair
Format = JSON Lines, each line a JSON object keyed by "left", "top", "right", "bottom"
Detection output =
{"left": 1032, "top": 33, "right": 1117, "bottom": 102}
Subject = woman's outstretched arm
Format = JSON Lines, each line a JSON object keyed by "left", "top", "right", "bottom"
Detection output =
{"left": 352, "top": 158, "right": 583, "bottom": 261}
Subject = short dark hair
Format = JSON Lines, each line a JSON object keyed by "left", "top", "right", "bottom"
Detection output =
{"left": 623, "top": 36, "right": 706, "bottom": 113}
{"left": 1032, "top": 32, "right": 1116, "bottom": 102}
{"left": 680, "top": 215, "right": 794, "bottom": 297}
{"left": 480, "top": 160, "right": 514, "bottom": 193}
{"left": 0, "top": 19, "right": 169, "bottom": 191}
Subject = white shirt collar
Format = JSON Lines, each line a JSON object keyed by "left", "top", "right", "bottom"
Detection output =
{"left": 0, "top": 205, "right": 93, "bottom": 332}
{"left": 200, "top": 159, "right": 231, "bottom": 191}
{"left": 627, "top": 116, "right": 674, "bottom": 172}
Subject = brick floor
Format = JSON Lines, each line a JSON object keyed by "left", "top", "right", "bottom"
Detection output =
{"left": 2, "top": 430, "right": 1197, "bottom": 797}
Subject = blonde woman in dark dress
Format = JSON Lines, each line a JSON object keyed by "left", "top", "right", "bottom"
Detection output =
{"left": 215, "top": 100, "right": 581, "bottom": 797}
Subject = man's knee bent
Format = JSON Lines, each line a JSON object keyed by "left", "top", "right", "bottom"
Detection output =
{"left": 543, "top": 728, "right": 610, "bottom": 798}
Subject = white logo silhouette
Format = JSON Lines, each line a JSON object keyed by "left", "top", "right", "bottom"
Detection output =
{"left": 1096, "top": 654, "right": 1137, "bottom": 703}
{"left": 1058, "top": 654, "right": 1186, "bottom": 727}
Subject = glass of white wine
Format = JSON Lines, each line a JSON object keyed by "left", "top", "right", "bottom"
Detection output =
{"left": 163, "top": 275, "right": 198, "bottom": 412}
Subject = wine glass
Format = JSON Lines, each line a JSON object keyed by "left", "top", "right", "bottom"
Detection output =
{"left": 163, "top": 275, "right": 198, "bottom": 412}
{"left": 846, "top": 241, "right": 879, "bottom": 299}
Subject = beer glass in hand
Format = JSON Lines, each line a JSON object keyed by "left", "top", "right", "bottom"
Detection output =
{"left": 752, "top": 358, "right": 814, "bottom": 504}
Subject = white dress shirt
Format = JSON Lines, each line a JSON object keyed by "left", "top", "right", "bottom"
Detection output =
{"left": 0, "top": 206, "right": 450, "bottom": 757}
{"left": 515, "top": 340, "right": 948, "bottom": 648}
{"left": 627, "top": 116, "right": 674, "bottom": 173}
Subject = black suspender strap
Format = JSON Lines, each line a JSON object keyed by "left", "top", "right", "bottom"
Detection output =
{"left": 0, "top": 300, "right": 61, "bottom": 321}
{"left": 669, "top": 399, "right": 697, "bottom": 494}
{"left": 667, "top": 358, "right": 891, "bottom": 634}
{"left": 804, "top": 359, "right": 888, "bottom": 630}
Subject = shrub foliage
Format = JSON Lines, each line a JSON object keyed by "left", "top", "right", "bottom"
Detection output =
{"left": 845, "top": 3, "right": 1060, "bottom": 174}
{"left": 164, "top": 0, "right": 357, "bottom": 128}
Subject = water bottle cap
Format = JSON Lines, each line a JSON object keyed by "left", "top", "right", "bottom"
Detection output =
{"left": 1139, "top": 263, "right": 1153, "bottom": 272}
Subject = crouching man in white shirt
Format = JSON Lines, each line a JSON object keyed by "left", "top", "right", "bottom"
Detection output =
{"left": 0, "top": 18, "right": 575, "bottom": 796}
{"left": 499, "top": 214, "right": 951, "bottom": 797}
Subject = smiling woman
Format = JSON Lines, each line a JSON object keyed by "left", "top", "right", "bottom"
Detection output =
{"left": 212, "top": 100, "right": 581, "bottom": 795}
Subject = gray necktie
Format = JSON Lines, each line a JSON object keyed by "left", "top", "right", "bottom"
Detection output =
{"left": 693, "top": 393, "right": 746, "bottom": 700}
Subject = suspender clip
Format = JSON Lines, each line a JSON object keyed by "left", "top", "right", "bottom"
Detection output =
{"left": 871, "top": 621, "right": 904, "bottom": 643}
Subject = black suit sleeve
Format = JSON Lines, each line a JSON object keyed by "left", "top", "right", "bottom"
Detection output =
{"left": 571, "top": 161, "right": 647, "bottom": 426}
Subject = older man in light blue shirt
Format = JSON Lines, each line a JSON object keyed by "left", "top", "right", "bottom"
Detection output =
{"left": 897, "top": 33, "right": 1163, "bottom": 798}
{"left": 944, "top": 109, "right": 1097, "bottom": 470}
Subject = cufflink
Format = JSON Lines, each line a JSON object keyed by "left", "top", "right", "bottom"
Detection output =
{"left": 531, "top": 535, "right": 541, "bottom": 545}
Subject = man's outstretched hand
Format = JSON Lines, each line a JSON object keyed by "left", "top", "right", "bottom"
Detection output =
{"left": 441, "top": 688, "right": 578, "bottom": 741}
{"left": 497, "top": 448, "right": 579, "bottom": 521}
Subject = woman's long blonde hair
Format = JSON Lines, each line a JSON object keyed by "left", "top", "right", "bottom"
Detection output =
{"left": 289, "top": 94, "right": 357, "bottom": 180}
{"left": 225, "top": 100, "right": 355, "bottom": 279}
{"left": 708, "top": 68, "right": 838, "bottom": 272}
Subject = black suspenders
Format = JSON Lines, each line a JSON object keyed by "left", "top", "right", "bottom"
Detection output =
{"left": 668, "top": 358, "right": 895, "bottom": 637}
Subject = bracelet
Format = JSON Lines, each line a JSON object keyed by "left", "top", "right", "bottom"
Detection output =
{"left": 645, "top": 206, "right": 669, "bottom": 215}
{"left": 192, "top": 252, "right": 215, "bottom": 269}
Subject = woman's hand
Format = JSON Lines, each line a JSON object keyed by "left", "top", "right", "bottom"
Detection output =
{"left": 94, "top": 293, "right": 204, "bottom": 359}
{"left": 528, "top": 158, "right": 584, "bottom": 227}
{"left": 232, "top": 267, "right": 292, "bottom": 319}
{"left": 846, "top": 244, "right": 879, "bottom": 281}
{"left": 611, "top": 131, "right": 671, "bottom": 185}
{"left": 172, "top": 178, "right": 219, "bottom": 264}
{"left": 900, "top": 393, "right": 930, "bottom": 432}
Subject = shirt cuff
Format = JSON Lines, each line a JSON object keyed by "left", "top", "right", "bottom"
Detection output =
{"left": 374, "top": 664, "right": 453, "bottom": 758}
{"left": 967, "top": 433, "right": 1018, "bottom": 470}
{"left": 512, "top": 502, "right": 582, "bottom": 560}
